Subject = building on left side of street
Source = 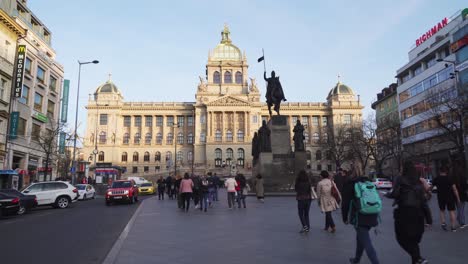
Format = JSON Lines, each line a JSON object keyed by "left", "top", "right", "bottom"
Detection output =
{"left": 0, "top": 3, "right": 26, "bottom": 189}
{"left": 1, "top": 0, "right": 64, "bottom": 188}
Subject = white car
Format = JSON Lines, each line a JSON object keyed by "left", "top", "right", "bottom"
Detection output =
{"left": 75, "top": 184, "right": 96, "bottom": 200}
{"left": 22, "top": 181, "right": 79, "bottom": 209}
{"left": 373, "top": 178, "right": 393, "bottom": 189}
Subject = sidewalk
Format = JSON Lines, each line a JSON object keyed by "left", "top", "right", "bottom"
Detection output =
{"left": 106, "top": 191, "right": 468, "bottom": 264}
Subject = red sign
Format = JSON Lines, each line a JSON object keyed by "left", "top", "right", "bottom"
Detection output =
{"left": 416, "top": 17, "right": 448, "bottom": 47}
{"left": 450, "top": 35, "right": 468, "bottom": 52}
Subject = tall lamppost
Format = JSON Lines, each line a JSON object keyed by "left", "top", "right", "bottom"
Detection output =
{"left": 72, "top": 60, "right": 99, "bottom": 184}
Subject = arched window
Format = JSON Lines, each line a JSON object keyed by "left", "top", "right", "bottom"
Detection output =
{"left": 213, "top": 71, "right": 220, "bottom": 84}
{"left": 304, "top": 132, "right": 309, "bottom": 143}
{"left": 156, "top": 133, "right": 162, "bottom": 144}
{"left": 133, "top": 152, "right": 139, "bottom": 162}
{"left": 224, "top": 71, "right": 232, "bottom": 83}
{"left": 226, "top": 148, "right": 234, "bottom": 159}
{"left": 99, "top": 131, "right": 106, "bottom": 144}
{"left": 237, "top": 130, "right": 244, "bottom": 142}
{"left": 155, "top": 151, "right": 161, "bottom": 162}
{"left": 226, "top": 130, "right": 233, "bottom": 142}
{"left": 237, "top": 148, "right": 245, "bottom": 167}
{"left": 98, "top": 151, "right": 104, "bottom": 162}
{"left": 134, "top": 133, "right": 141, "bottom": 144}
{"left": 145, "top": 133, "right": 152, "bottom": 144}
{"left": 323, "top": 133, "right": 329, "bottom": 143}
{"left": 165, "top": 151, "right": 172, "bottom": 162}
{"left": 316, "top": 150, "right": 322, "bottom": 161}
{"left": 313, "top": 133, "right": 320, "bottom": 143}
{"left": 123, "top": 133, "right": 130, "bottom": 144}
{"left": 177, "top": 132, "right": 184, "bottom": 144}
{"left": 215, "top": 148, "right": 222, "bottom": 167}
{"left": 188, "top": 151, "right": 193, "bottom": 161}
{"left": 200, "top": 132, "right": 206, "bottom": 143}
{"left": 166, "top": 133, "right": 173, "bottom": 144}
{"left": 187, "top": 133, "right": 194, "bottom": 144}
{"left": 144, "top": 152, "right": 150, "bottom": 162}
{"left": 121, "top": 152, "right": 128, "bottom": 162}
{"left": 235, "top": 71, "right": 242, "bottom": 84}
{"left": 306, "top": 150, "right": 311, "bottom": 160}
{"left": 177, "top": 151, "right": 183, "bottom": 162}
{"left": 215, "top": 130, "right": 222, "bottom": 142}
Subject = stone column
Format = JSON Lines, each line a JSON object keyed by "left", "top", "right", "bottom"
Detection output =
{"left": 222, "top": 111, "right": 225, "bottom": 141}
{"left": 233, "top": 111, "right": 237, "bottom": 142}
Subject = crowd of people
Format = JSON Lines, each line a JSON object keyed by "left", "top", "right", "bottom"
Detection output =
{"left": 293, "top": 161, "right": 467, "bottom": 264}
{"left": 154, "top": 172, "right": 264, "bottom": 213}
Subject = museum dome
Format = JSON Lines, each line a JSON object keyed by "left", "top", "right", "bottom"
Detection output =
{"left": 95, "top": 77, "right": 121, "bottom": 95}
{"left": 210, "top": 25, "right": 243, "bottom": 61}
{"left": 328, "top": 81, "right": 355, "bottom": 97}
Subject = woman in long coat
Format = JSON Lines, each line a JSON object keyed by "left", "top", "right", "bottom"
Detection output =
{"left": 255, "top": 174, "right": 265, "bottom": 202}
{"left": 317, "top": 170, "right": 340, "bottom": 233}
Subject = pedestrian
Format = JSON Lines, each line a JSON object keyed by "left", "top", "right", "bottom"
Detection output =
{"left": 207, "top": 173, "right": 216, "bottom": 207}
{"left": 295, "top": 170, "right": 312, "bottom": 233}
{"left": 224, "top": 175, "right": 237, "bottom": 209}
{"left": 390, "top": 161, "right": 431, "bottom": 264}
{"left": 342, "top": 163, "right": 381, "bottom": 264}
{"left": 452, "top": 160, "right": 467, "bottom": 228}
{"left": 334, "top": 168, "right": 345, "bottom": 194}
{"left": 200, "top": 176, "right": 210, "bottom": 212}
{"left": 255, "top": 174, "right": 264, "bottom": 202}
{"left": 88, "top": 176, "right": 93, "bottom": 185}
{"left": 236, "top": 174, "right": 248, "bottom": 208}
{"left": 157, "top": 176, "right": 165, "bottom": 200}
{"left": 213, "top": 173, "right": 220, "bottom": 201}
{"left": 175, "top": 175, "right": 183, "bottom": 209}
{"left": 432, "top": 165, "right": 461, "bottom": 232}
{"left": 165, "top": 175, "right": 173, "bottom": 199}
{"left": 317, "top": 170, "right": 340, "bottom": 233}
{"left": 191, "top": 175, "right": 202, "bottom": 209}
{"left": 179, "top": 173, "right": 194, "bottom": 212}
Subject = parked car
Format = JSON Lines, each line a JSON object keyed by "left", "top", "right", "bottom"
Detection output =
{"left": 22, "top": 181, "right": 79, "bottom": 209}
{"left": 75, "top": 184, "right": 96, "bottom": 200}
{"left": 373, "top": 178, "right": 393, "bottom": 189}
{"left": 0, "top": 192, "right": 20, "bottom": 216}
{"left": 138, "top": 182, "right": 155, "bottom": 195}
{"left": 105, "top": 180, "right": 139, "bottom": 206}
{"left": 0, "top": 189, "right": 37, "bottom": 215}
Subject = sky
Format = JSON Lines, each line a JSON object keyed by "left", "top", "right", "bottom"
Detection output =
{"left": 27, "top": 0, "right": 462, "bottom": 136}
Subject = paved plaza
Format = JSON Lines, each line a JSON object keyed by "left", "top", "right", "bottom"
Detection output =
{"left": 105, "top": 191, "right": 468, "bottom": 264}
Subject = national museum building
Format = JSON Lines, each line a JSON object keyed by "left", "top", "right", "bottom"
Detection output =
{"left": 83, "top": 26, "right": 363, "bottom": 178}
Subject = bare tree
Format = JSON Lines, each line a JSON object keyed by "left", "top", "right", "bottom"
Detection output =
{"left": 347, "top": 118, "right": 376, "bottom": 174}
{"left": 35, "top": 121, "right": 67, "bottom": 180}
{"left": 319, "top": 124, "right": 352, "bottom": 169}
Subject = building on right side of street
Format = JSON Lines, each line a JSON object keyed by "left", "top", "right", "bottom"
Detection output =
{"left": 395, "top": 8, "right": 468, "bottom": 179}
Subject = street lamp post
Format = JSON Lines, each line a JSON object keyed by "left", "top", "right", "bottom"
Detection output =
{"left": 72, "top": 60, "right": 99, "bottom": 185}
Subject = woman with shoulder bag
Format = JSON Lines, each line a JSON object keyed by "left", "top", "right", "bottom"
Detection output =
{"left": 295, "top": 170, "right": 313, "bottom": 233}
{"left": 317, "top": 170, "right": 340, "bottom": 233}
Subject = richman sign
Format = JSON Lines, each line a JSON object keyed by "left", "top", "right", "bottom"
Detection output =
{"left": 415, "top": 17, "right": 448, "bottom": 47}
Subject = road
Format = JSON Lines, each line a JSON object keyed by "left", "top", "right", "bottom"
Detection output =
{"left": 0, "top": 194, "right": 151, "bottom": 264}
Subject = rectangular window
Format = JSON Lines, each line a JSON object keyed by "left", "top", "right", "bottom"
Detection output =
{"left": 17, "top": 118, "right": 26, "bottom": 136}
{"left": 32, "top": 123, "right": 41, "bottom": 141}
{"left": 123, "top": 116, "right": 131, "bottom": 127}
{"left": 134, "top": 116, "right": 142, "bottom": 127}
{"left": 49, "top": 76, "right": 57, "bottom": 91}
{"left": 252, "top": 115, "right": 258, "bottom": 123}
{"left": 343, "top": 114, "right": 352, "bottom": 125}
{"left": 312, "top": 116, "right": 319, "bottom": 126}
{"left": 34, "top": 93, "right": 43, "bottom": 112}
{"left": 292, "top": 116, "right": 299, "bottom": 126}
{"left": 414, "top": 65, "right": 422, "bottom": 76}
{"left": 0, "top": 78, "right": 6, "bottom": 100}
{"left": 145, "top": 116, "right": 152, "bottom": 127}
{"left": 327, "top": 164, "right": 332, "bottom": 171}
{"left": 177, "top": 116, "right": 185, "bottom": 127}
{"left": 19, "top": 85, "right": 29, "bottom": 104}
{"left": 317, "top": 164, "right": 322, "bottom": 171}
{"left": 402, "top": 73, "right": 411, "bottom": 83}
{"left": 156, "top": 116, "right": 163, "bottom": 126}
{"left": 25, "top": 57, "right": 32, "bottom": 74}
{"left": 47, "top": 100, "right": 55, "bottom": 116}
{"left": 427, "top": 56, "right": 436, "bottom": 68}
{"left": 167, "top": 116, "right": 174, "bottom": 127}
{"left": 100, "top": 114, "right": 108, "bottom": 125}
{"left": 188, "top": 116, "right": 194, "bottom": 126}
{"left": 301, "top": 116, "right": 308, "bottom": 126}
{"left": 132, "top": 167, "right": 138, "bottom": 173}
{"left": 200, "top": 114, "right": 206, "bottom": 124}
{"left": 322, "top": 116, "right": 328, "bottom": 126}
{"left": 37, "top": 66, "right": 45, "bottom": 84}
{"left": 144, "top": 166, "right": 149, "bottom": 173}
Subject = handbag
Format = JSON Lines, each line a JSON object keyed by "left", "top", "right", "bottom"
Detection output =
{"left": 331, "top": 180, "right": 341, "bottom": 204}
{"left": 311, "top": 186, "right": 318, "bottom": 200}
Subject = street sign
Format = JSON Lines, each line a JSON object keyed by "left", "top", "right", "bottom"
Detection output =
{"left": 70, "top": 167, "right": 76, "bottom": 173}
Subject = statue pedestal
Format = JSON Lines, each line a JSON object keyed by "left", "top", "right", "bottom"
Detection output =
{"left": 294, "top": 151, "right": 307, "bottom": 174}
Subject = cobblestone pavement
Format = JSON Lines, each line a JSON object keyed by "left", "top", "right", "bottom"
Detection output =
{"left": 109, "top": 191, "right": 468, "bottom": 264}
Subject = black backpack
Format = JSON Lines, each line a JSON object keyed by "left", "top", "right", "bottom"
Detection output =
{"left": 396, "top": 180, "right": 425, "bottom": 208}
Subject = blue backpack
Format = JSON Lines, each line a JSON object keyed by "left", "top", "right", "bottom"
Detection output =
{"left": 354, "top": 181, "right": 382, "bottom": 215}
